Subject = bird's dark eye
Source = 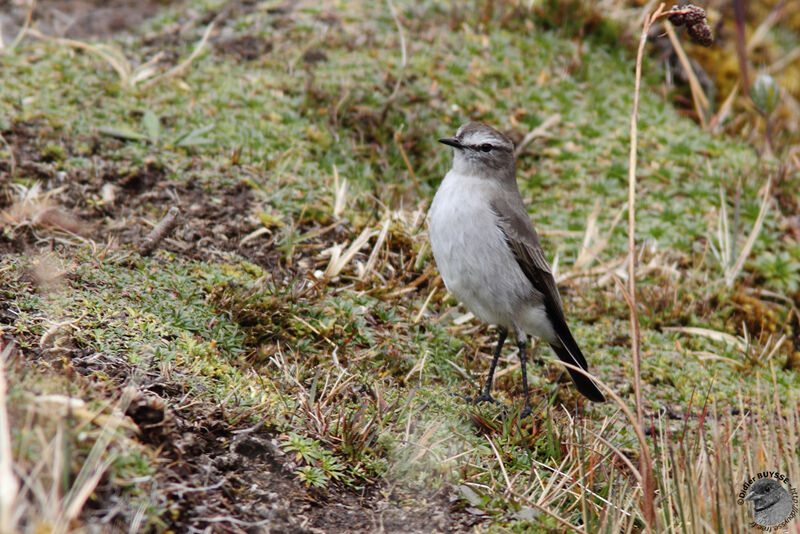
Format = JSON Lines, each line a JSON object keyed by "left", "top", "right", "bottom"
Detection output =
{"left": 765, "top": 487, "right": 771, "bottom": 492}
{"left": 479, "top": 143, "right": 493, "bottom": 152}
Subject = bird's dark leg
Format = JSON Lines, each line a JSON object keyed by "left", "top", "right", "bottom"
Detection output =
{"left": 516, "top": 333, "right": 532, "bottom": 418}
{"left": 474, "top": 327, "right": 507, "bottom": 405}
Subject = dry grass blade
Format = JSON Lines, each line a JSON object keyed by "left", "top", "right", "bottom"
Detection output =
{"left": 0, "top": 132, "right": 15, "bottom": 178}
{"left": 443, "top": 357, "right": 476, "bottom": 386}
{"left": 626, "top": 3, "right": 664, "bottom": 527}
{"left": 747, "top": 1, "right": 786, "bottom": 53}
{"left": 557, "top": 257, "right": 627, "bottom": 284}
{"left": 412, "top": 285, "right": 436, "bottom": 324}
{"left": 4, "top": 0, "right": 36, "bottom": 53}
{"left": 725, "top": 176, "right": 771, "bottom": 287}
{"left": 322, "top": 226, "right": 374, "bottom": 279}
{"left": 332, "top": 165, "right": 347, "bottom": 220}
{"left": 28, "top": 21, "right": 212, "bottom": 90}
{"left": 664, "top": 21, "right": 709, "bottom": 129}
{"left": 663, "top": 326, "right": 747, "bottom": 352}
{"left": 404, "top": 421, "right": 443, "bottom": 465}
{"left": 130, "top": 51, "right": 166, "bottom": 85}
{"left": 28, "top": 29, "right": 134, "bottom": 85}
{"left": 486, "top": 436, "right": 512, "bottom": 495}
{"left": 510, "top": 489, "right": 590, "bottom": 534}
{"left": 556, "top": 359, "right": 649, "bottom": 492}
{"left": 383, "top": 0, "right": 408, "bottom": 107}
{"left": 691, "top": 351, "right": 746, "bottom": 368}
{"left": 528, "top": 453, "right": 627, "bottom": 515}
{"left": 239, "top": 226, "right": 271, "bottom": 247}
{"left": 755, "top": 333, "right": 786, "bottom": 363}
{"left": 574, "top": 200, "right": 626, "bottom": 271}
{"left": 141, "top": 22, "right": 215, "bottom": 89}
{"left": 56, "top": 387, "right": 137, "bottom": 529}
{"left": 714, "top": 184, "right": 732, "bottom": 267}
{"left": 394, "top": 126, "right": 419, "bottom": 195}
{"left": 514, "top": 113, "right": 561, "bottom": 157}
{"left": 61, "top": 457, "right": 116, "bottom": 525}
{"left": 710, "top": 82, "right": 739, "bottom": 133}
{"left": 403, "top": 350, "right": 429, "bottom": 384}
{"left": 575, "top": 199, "right": 601, "bottom": 270}
{"left": 579, "top": 428, "right": 641, "bottom": 496}
{"left": 359, "top": 217, "right": 390, "bottom": 281}
{"left": 534, "top": 455, "right": 573, "bottom": 506}
{"left": 0, "top": 343, "right": 19, "bottom": 533}
{"left": 768, "top": 46, "right": 800, "bottom": 75}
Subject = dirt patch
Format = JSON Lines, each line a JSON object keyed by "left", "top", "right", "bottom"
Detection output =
{"left": 0, "top": 122, "right": 280, "bottom": 269}
{"left": 92, "top": 163, "right": 285, "bottom": 269}
{"left": 214, "top": 35, "right": 274, "bottom": 61}
{"left": 122, "top": 390, "right": 482, "bottom": 533}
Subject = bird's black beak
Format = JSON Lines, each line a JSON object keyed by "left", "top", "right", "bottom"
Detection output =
{"left": 438, "top": 138, "right": 463, "bottom": 150}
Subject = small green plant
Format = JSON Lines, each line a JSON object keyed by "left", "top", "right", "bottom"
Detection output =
{"left": 750, "top": 251, "right": 800, "bottom": 293}
{"left": 283, "top": 432, "right": 325, "bottom": 465}
{"left": 750, "top": 72, "right": 782, "bottom": 156}
{"left": 712, "top": 178, "right": 772, "bottom": 288}
{"left": 319, "top": 454, "right": 347, "bottom": 482}
{"left": 98, "top": 110, "right": 213, "bottom": 148}
{"left": 296, "top": 466, "right": 328, "bottom": 488}
{"left": 283, "top": 432, "right": 350, "bottom": 487}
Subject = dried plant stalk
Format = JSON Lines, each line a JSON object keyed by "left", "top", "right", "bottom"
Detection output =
{"left": 139, "top": 207, "right": 181, "bottom": 256}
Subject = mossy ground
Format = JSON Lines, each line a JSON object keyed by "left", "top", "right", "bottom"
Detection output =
{"left": 1, "top": 1, "right": 799, "bottom": 532}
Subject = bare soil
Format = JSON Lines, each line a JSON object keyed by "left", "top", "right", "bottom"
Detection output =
{"left": 0, "top": 118, "right": 281, "bottom": 268}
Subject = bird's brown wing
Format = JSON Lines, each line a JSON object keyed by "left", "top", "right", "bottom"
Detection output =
{"left": 490, "top": 196, "right": 605, "bottom": 402}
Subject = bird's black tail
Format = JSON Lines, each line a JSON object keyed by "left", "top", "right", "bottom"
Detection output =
{"left": 549, "top": 331, "right": 605, "bottom": 402}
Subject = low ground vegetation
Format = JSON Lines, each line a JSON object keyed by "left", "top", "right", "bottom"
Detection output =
{"left": 1, "top": 0, "right": 799, "bottom": 532}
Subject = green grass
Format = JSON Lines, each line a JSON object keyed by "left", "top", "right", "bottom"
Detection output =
{"left": 2, "top": 1, "right": 800, "bottom": 532}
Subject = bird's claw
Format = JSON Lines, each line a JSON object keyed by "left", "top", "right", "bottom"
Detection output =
{"left": 472, "top": 392, "right": 501, "bottom": 405}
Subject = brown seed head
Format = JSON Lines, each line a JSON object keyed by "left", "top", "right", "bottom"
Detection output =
{"left": 682, "top": 5, "right": 707, "bottom": 26}
{"left": 687, "top": 22, "right": 713, "bottom": 46}
{"left": 667, "top": 6, "right": 686, "bottom": 26}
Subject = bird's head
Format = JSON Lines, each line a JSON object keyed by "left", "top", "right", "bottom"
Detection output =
{"left": 745, "top": 478, "right": 785, "bottom": 511}
{"left": 439, "top": 122, "right": 516, "bottom": 178}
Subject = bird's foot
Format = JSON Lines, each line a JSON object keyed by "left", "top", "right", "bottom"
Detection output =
{"left": 472, "top": 392, "right": 501, "bottom": 405}
{"left": 520, "top": 404, "right": 533, "bottom": 419}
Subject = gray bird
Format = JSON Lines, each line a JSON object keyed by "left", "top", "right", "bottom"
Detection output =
{"left": 428, "top": 122, "right": 605, "bottom": 416}
{"left": 745, "top": 478, "right": 793, "bottom": 527}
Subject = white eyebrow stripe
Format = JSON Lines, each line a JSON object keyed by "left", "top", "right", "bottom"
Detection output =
{"left": 463, "top": 132, "right": 500, "bottom": 143}
{"left": 461, "top": 134, "right": 511, "bottom": 149}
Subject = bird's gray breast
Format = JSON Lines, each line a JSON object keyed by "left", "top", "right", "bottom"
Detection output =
{"left": 428, "top": 171, "right": 537, "bottom": 328}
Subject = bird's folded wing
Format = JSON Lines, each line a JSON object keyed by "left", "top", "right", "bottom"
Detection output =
{"left": 490, "top": 197, "right": 591, "bottom": 372}
{"left": 489, "top": 197, "right": 565, "bottom": 322}
{"left": 491, "top": 196, "right": 603, "bottom": 401}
